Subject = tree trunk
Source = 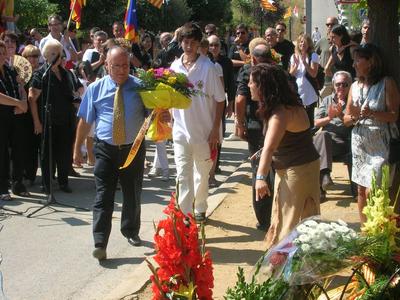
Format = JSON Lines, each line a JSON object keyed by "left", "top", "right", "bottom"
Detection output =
{"left": 368, "top": 0, "right": 400, "bottom": 211}
{"left": 368, "top": 0, "right": 400, "bottom": 84}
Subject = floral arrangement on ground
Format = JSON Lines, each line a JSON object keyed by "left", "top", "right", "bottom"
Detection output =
{"left": 225, "top": 165, "right": 400, "bottom": 300}
{"left": 147, "top": 193, "right": 213, "bottom": 300}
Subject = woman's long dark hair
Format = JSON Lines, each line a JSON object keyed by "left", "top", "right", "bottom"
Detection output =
{"left": 331, "top": 24, "right": 351, "bottom": 45}
{"left": 251, "top": 63, "right": 302, "bottom": 120}
{"left": 353, "top": 43, "right": 384, "bottom": 86}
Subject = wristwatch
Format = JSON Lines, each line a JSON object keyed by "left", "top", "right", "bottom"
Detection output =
{"left": 256, "top": 174, "right": 267, "bottom": 181}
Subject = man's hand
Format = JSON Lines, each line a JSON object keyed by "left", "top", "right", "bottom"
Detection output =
{"left": 208, "top": 127, "right": 220, "bottom": 150}
{"left": 327, "top": 104, "right": 336, "bottom": 120}
{"left": 225, "top": 102, "right": 233, "bottom": 118}
{"left": 16, "top": 100, "right": 28, "bottom": 113}
{"left": 159, "top": 109, "right": 172, "bottom": 123}
{"left": 33, "top": 120, "right": 43, "bottom": 135}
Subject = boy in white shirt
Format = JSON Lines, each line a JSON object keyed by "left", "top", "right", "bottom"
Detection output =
{"left": 170, "top": 23, "right": 225, "bottom": 222}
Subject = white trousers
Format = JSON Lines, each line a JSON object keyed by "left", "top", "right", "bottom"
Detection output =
{"left": 174, "top": 139, "right": 212, "bottom": 215}
{"left": 152, "top": 141, "right": 169, "bottom": 170}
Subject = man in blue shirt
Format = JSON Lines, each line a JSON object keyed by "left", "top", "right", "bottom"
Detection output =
{"left": 73, "top": 46, "right": 146, "bottom": 261}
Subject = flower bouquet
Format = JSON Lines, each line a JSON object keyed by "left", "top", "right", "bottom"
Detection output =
{"left": 120, "top": 68, "right": 197, "bottom": 169}
{"left": 137, "top": 68, "right": 196, "bottom": 142}
{"left": 147, "top": 193, "right": 213, "bottom": 300}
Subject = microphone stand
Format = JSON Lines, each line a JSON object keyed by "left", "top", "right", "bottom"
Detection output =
{"left": 27, "top": 62, "right": 88, "bottom": 218}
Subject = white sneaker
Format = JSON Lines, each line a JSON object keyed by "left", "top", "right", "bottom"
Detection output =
{"left": 148, "top": 168, "right": 161, "bottom": 178}
{"left": 161, "top": 169, "right": 169, "bottom": 182}
{"left": 224, "top": 133, "right": 241, "bottom": 141}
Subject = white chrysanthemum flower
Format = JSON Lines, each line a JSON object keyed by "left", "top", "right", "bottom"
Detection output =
{"left": 324, "top": 230, "right": 337, "bottom": 240}
{"left": 317, "top": 222, "right": 332, "bottom": 231}
{"left": 304, "top": 220, "right": 319, "bottom": 228}
{"left": 298, "top": 234, "right": 311, "bottom": 243}
{"left": 301, "top": 243, "right": 311, "bottom": 253}
{"left": 337, "top": 219, "right": 348, "bottom": 227}
{"left": 296, "top": 224, "right": 309, "bottom": 234}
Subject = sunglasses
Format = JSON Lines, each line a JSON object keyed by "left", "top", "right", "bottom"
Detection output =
{"left": 205, "top": 31, "right": 214, "bottom": 36}
{"left": 209, "top": 43, "right": 220, "bottom": 47}
{"left": 326, "top": 23, "right": 335, "bottom": 27}
{"left": 27, "top": 55, "right": 40, "bottom": 58}
{"left": 236, "top": 31, "right": 246, "bottom": 36}
{"left": 335, "top": 82, "right": 349, "bottom": 88}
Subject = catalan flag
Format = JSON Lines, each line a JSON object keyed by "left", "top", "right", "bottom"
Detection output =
{"left": 70, "top": 0, "right": 86, "bottom": 29}
{"left": 148, "top": 0, "right": 163, "bottom": 9}
{"left": 124, "top": 0, "right": 139, "bottom": 42}
{"left": 260, "top": 0, "right": 277, "bottom": 12}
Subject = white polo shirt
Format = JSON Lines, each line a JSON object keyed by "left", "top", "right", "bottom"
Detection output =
{"left": 170, "top": 54, "right": 225, "bottom": 144}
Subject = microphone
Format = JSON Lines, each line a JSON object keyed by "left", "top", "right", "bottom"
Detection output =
{"left": 42, "top": 53, "right": 61, "bottom": 78}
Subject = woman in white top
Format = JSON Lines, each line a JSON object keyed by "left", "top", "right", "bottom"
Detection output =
{"left": 289, "top": 33, "right": 319, "bottom": 126}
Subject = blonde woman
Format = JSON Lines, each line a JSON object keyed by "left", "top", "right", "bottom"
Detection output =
{"left": 289, "top": 33, "right": 319, "bottom": 126}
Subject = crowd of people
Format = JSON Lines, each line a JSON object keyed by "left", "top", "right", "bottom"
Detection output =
{"left": 0, "top": 13, "right": 399, "bottom": 259}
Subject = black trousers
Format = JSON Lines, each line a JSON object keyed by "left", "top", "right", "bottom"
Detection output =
{"left": 305, "top": 102, "right": 317, "bottom": 128}
{"left": 247, "top": 129, "right": 274, "bottom": 228}
{"left": 41, "top": 123, "right": 74, "bottom": 192}
{"left": 92, "top": 139, "right": 145, "bottom": 248}
{"left": 0, "top": 112, "right": 29, "bottom": 194}
{"left": 23, "top": 113, "right": 40, "bottom": 183}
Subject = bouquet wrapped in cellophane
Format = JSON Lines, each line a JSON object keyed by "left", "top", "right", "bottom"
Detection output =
{"left": 137, "top": 68, "right": 197, "bottom": 142}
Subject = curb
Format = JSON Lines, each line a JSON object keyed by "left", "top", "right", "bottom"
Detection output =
{"left": 106, "top": 161, "right": 251, "bottom": 299}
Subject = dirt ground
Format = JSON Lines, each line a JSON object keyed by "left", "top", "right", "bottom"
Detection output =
{"left": 131, "top": 163, "right": 359, "bottom": 299}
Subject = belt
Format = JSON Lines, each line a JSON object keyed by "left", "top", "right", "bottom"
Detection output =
{"left": 95, "top": 138, "right": 133, "bottom": 150}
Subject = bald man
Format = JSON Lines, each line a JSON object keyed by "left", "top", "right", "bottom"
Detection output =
{"left": 74, "top": 46, "right": 147, "bottom": 260}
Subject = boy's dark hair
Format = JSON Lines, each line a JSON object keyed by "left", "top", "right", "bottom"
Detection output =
{"left": 178, "top": 22, "right": 203, "bottom": 43}
{"left": 276, "top": 21, "right": 287, "bottom": 29}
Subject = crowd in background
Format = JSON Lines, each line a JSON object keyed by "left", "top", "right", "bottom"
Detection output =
{"left": 0, "top": 12, "right": 399, "bottom": 251}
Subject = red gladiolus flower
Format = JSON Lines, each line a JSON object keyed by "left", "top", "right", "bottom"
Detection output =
{"left": 150, "top": 194, "right": 214, "bottom": 299}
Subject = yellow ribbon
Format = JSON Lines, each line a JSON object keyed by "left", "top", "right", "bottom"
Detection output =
{"left": 119, "top": 110, "right": 155, "bottom": 169}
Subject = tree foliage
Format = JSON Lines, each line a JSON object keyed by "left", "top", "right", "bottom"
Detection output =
{"left": 231, "top": 0, "right": 286, "bottom": 31}
{"left": 15, "top": 0, "right": 59, "bottom": 30}
{"left": 186, "top": 0, "right": 233, "bottom": 27}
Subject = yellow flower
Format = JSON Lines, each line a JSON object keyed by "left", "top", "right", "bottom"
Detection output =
{"left": 167, "top": 77, "right": 177, "bottom": 85}
{"left": 163, "top": 69, "right": 171, "bottom": 76}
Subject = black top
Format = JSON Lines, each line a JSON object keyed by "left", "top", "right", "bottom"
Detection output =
{"left": 273, "top": 128, "right": 320, "bottom": 170}
{"left": 273, "top": 39, "right": 295, "bottom": 71}
{"left": 214, "top": 54, "right": 235, "bottom": 103}
{"left": 30, "top": 64, "right": 76, "bottom": 126}
{"left": 332, "top": 46, "right": 356, "bottom": 79}
{"left": 228, "top": 41, "right": 250, "bottom": 81}
{"left": 236, "top": 64, "right": 262, "bottom": 130}
{"left": 0, "top": 65, "right": 20, "bottom": 115}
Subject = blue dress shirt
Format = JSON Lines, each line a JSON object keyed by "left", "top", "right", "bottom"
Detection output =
{"left": 78, "top": 75, "right": 145, "bottom": 145}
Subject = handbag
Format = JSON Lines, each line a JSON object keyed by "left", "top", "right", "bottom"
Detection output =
{"left": 387, "top": 123, "right": 400, "bottom": 164}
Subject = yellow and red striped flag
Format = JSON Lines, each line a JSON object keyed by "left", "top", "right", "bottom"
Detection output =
{"left": 260, "top": 0, "right": 277, "bottom": 12}
{"left": 124, "top": 0, "right": 139, "bottom": 42}
{"left": 70, "top": 0, "right": 86, "bottom": 29}
{"left": 148, "top": 0, "right": 163, "bottom": 9}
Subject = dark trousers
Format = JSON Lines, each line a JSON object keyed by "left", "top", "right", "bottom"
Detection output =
{"left": 23, "top": 113, "right": 40, "bottom": 183}
{"left": 41, "top": 123, "right": 74, "bottom": 192}
{"left": 305, "top": 102, "right": 317, "bottom": 128}
{"left": 0, "top": 112, "right": 29, "bottom": 194}
{"left": 92, "top": 139, "right": 145, "bottom": 248}
{"left": 313, "top": 130, "right": 349, "bottom": 172}
{"left": 247, "top": 129, "right": 274, "bottom": 228}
